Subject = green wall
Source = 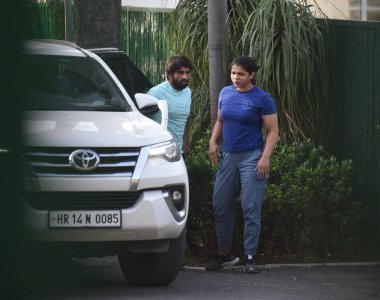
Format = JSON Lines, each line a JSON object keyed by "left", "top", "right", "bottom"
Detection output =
{"left": 121, "top": 9, "right": 169, "bottom": 85}
{"left": 323, "top": 19, "right": 380, "bottom": 246}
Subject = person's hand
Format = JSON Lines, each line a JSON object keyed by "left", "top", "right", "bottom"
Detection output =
{"left": 256, "top": 155, "right": 270, "bottom": 179}
{"left": 209, "top": 140, "right": 220, "bottom": 166}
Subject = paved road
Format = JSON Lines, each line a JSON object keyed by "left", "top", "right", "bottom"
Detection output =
{"left": 22, "top": 257, "right": 380, "bottom": 299}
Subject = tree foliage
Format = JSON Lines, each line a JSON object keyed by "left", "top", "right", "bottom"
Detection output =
{"left": 166, "top": 0, "right": 328, "bottom": 146}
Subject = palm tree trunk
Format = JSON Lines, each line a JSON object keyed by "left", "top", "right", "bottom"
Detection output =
{"left": 73, "top": 0, "right": 121, "bottom": 49}
{"left": 207, "top": 0, "right": 227, "bottom": 130}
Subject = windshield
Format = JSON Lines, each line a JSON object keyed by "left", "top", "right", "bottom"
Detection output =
{"left": 24, "top": 55, "right": 132, "bottom": 112}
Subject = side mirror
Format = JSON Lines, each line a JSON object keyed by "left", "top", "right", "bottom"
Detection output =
{"left": 135, "top": 93, "right": 168, "bottom": 129}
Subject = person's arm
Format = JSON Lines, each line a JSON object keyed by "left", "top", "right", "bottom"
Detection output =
{"left": 209, "top": 109, "right": 223, "bottom": 166}
{"left": 257, "top": 113, "right": 279, "bottom": 179}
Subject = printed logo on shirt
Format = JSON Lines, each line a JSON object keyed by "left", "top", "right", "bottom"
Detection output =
{"left": 242, "top": 100, "right": 253, "bottom": 110}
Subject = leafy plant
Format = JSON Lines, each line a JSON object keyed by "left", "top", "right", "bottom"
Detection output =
{"left": 230, "top": 0, "right": 328, "bottom": 144}
{"left": 262, "top": 140, "right": 366, "bottom": 261}
{"left": 185, "top": 134, "right": 366, "bottom": 262}
{"left": 166, "top": 0, "right": 329, "bottom": 147}
{"left": 184, "top": 130, "right": 217, "bottom": 255}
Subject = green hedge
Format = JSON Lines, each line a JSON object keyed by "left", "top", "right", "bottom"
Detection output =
{"left": 185, "top": 134, "right": 366, "bottom": 263}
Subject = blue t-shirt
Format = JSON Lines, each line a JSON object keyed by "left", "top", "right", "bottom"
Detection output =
{"left": 219, "top": 85, "right": 276, "bottom": 152}
{"left": 147, "top": 81, "right": 191, "bottom": 150}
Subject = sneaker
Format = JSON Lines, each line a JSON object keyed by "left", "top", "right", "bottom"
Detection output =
{"left": 244, "top": 255, "right": 259, "bottom": 274}
{"left": 205, "top": 253, "right": 239, "bottom": 271}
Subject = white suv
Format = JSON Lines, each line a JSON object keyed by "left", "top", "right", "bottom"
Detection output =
{"left": 21, "top": 39, "right": 189, "bottom": 286}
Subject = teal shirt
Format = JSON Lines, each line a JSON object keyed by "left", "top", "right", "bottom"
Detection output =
{"left": 147, "top": 81, "right": 191, "bottom": 151}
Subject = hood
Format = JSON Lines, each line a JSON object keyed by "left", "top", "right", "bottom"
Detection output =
{"left": 22, "top": 111, "right": 172, "bottom": 147}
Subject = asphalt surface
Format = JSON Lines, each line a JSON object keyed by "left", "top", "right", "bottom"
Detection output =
{"left": 22, "top": 257, "right": 380, "bottom": 300}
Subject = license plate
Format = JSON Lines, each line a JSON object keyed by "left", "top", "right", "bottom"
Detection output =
{"left": 49, "top": 210, "right": 121, "bottom": 228}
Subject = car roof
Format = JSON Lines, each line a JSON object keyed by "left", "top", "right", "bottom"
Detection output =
{"left": 88, "top": 48, "right": 129, "bottom": 58}
{"left": 87, "top": 47, "right": 122, "bottom": 53}
{"left": 23, "top": 39, "right": 88, "bottom": 57}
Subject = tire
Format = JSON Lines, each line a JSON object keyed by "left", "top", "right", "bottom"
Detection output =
{"left": 118, "top": 227, "right": 186, "bottom": 286}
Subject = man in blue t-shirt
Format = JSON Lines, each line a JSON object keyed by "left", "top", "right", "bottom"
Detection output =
{"left": 206, "top": 56, "right": 279, "bottom": 274}
{"left": 147, "top": 56, "right": 192, "bottom": 156}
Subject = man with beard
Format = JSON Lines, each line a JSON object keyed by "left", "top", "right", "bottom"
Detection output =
{"left": 147, "top": 55, "right": 193, "bottom": 157}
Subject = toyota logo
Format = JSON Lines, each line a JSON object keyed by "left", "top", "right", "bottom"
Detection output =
{"left": 69, "top": 149, "right": 100, "bottom": 171}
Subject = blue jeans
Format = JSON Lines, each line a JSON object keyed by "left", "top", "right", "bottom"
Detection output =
{"left": 212, "top": 149, "right": 267, "bottom": 257}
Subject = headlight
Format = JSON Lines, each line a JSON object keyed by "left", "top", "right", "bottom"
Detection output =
{"left": 148, "top": 140, "right": 180, "bottom": 162}
{"left": 0, "top": 148, "right": 10, "bottom": 154}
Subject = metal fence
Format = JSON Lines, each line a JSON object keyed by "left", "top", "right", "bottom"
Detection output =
{"left": 25, "top": 2, "right": 169, "bottom": 85}
{"left": 121, "top": 9, "right": 170, "bottom": 85}
{"left": 323, "top": 19, "right": 380, "bottom": 244}
{"left": 25, "top": 0, "right": 64, "bottom": 40}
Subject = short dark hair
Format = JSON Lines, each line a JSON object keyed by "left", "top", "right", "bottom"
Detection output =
{"left": 165, "top": 55, "right": 193, "bottom": 75}
{"left": 230, "top": 56, "right": 260, "bottom": 73}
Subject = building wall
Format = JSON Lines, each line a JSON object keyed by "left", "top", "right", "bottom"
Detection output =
{"left": 311, "top": 0, "right": 380, "bottom": 21}
{"left": 121, "top": 0, "right": 178, "bottom": 11}
{"left": 313, "top": 0, "right": 351, "bottom": 19}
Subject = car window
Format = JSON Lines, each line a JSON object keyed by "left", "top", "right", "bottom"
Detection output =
{"left": 94, "top": 52, "right": 159, "bottom": 116}
{"left": 101, "top": 55, "right": 153, "bottom": 103}
{"left": 24, "top": 55, "right": 132, "bottom": 112}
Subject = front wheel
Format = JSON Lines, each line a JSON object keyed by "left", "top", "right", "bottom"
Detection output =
{"left": 118, "top": 228, "right": 186, "bottom": 286}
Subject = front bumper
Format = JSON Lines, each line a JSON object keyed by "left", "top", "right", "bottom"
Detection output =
{"left": 22, "top": 188, "right": 187, "bottom": 242}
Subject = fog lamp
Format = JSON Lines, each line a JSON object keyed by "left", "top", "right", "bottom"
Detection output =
{"left": 172, "top": 190, "right": 182, "bottom": 202}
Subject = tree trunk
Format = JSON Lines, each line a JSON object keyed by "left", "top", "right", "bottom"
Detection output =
{"left": 207, "top": 0, "right": 228, "bottom": 130}
{"left": 73, "top": 0, "right": 121, "bottom": 49}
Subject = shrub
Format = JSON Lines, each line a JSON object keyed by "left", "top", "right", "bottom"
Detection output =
{"left": 185, "top": 134, "right": 366, "bottom": 263}
{"left": 184, "top": 130, "right": 217, "bottom": 256}
{"left": 263, "top": 140, "right": 366, "bottom": 261}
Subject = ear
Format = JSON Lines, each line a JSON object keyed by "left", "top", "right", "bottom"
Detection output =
{"left": 249, "top": 72, "right": 255, "bottom": 80}
{"left": 166, "top": 72, "right": 172, "bottom": 81}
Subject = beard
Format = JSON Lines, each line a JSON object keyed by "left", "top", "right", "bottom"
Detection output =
{"left": 171, "top": 79, "right": 189, "bottom": 91}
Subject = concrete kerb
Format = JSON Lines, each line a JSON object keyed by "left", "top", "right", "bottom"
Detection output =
{"left": 183, "top": 261, "right": 380, "bottom": 271}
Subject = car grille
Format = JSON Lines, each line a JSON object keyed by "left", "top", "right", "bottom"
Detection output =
{"left": 24, "top": 147, "right": 140, "bottom": 177}
{"left": 24, "top": 191, "right": 141, "bottom": 210}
